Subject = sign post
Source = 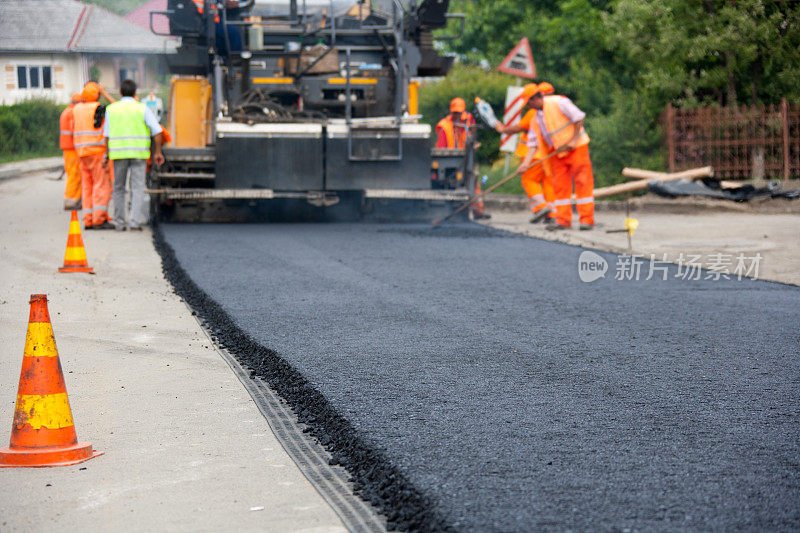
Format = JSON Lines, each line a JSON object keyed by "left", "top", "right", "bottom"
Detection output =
{"left": 500, "top": 84, "right": 525, "bottom": 172}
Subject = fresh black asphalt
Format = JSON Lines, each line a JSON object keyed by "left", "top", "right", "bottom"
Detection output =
{"left": 157, "top": 222, "right": 800, "bottom": 531}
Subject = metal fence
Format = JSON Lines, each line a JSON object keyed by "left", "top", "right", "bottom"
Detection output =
{"left": 663, "top": 99, "right": 800, "bottom": 180}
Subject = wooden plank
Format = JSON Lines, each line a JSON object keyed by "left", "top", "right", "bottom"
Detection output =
{"left": 621, "top": 166, "right": 714, "bottom": 181}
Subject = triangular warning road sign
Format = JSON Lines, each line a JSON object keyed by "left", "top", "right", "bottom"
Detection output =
{"left": 497, "top": 37, "right": 536, "bottom": 79}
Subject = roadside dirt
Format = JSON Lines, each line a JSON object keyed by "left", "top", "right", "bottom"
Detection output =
{"left": 481, "top": 195, "right": 800, "bottom": 285}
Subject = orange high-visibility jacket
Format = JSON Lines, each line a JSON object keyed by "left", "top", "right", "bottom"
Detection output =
{"left": 540, "top": 96, "right": 589, "bottom": 152}
{"left": 520, "top": 111, "right": 554, "bottom": 162}
{"left": 59, "top": 104, "right": 75, "bottom": 150}
{"left": 436, "top": 112, "right": 475, "bottom": 149}
{"left": 72, "top": 102, "right": 105, "bottom": 157}
{"left": 517, "top": 96, "right": 564, "bottom": 158}
{"left": 515, "top": 109, "right": 536, "bottom": 158}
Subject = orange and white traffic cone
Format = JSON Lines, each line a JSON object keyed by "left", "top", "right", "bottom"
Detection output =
{"left": 59, "top": 210, "right": 94, "bottom": 273}
{"left": 0, "top": 295, "right": 102, "bottom": 467}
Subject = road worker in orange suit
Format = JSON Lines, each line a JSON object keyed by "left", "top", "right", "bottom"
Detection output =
{"left": 73, "top": 81, "right": 116, "bottom": 229}
{"left": 59, "top": 92, "right": 83, "bottom": 210}
{"left": 516, "top": 85, "right": 595, "bottom": 230}
{"left": 495, "top": 82, "right": 556, "bottom": 224}
{"left": 436, "top": 97, "right": 490, "bottom": 220}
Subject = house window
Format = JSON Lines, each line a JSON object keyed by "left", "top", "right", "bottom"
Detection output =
{"left": 16, "top": 66, "right": 26, "bottom": 88}
{"left": 16, "top": 65, "right": 53, "bottom": 89}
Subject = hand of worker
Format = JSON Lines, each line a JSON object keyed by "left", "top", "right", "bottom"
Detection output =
{"left": 102, "top": 153, "right": 109, "bottom": 168}
{"left": 154, "top": 150, "right": 165, "bottom": 167}
{"left": 98, "top": 84, "right": 115, "bottom": 103}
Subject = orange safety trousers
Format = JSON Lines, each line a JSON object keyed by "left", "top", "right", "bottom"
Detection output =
{"left": 79, "top": 153, "right": 113, "bottom": 227}
{"left": 551, "top": 144, "right": 594, "bottom": 227}
{"left": 63, "top": 149, "right": 81, "bottom": 201}
{"left": 520, "top": 159, "right": 555, "bottom": 218}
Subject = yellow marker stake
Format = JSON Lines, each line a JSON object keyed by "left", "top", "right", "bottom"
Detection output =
{"left": 625, "top": 217, "right": 639, "bottom": 236}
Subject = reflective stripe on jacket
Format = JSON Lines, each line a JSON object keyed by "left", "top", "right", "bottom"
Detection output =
{"left": 435, "top": 112, "right": 475, "bottom": 149}
{"left": 540, "top": 95, "right": 589, "bottom": 152}
{"left": 59, "top": 105, "right": 74, "bottom": 150}
{"left": 73, "top": 102, "right": 105, "bottom": 157}
{"left": 106, "top": 99, "right": 151, "bottom": 160}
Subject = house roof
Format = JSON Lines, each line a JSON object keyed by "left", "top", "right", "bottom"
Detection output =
{"left": 125, "top": 0, "right": 169, "bottom": 36}
{"left": 0, "top": 0, "right": 176, "bottom": 54}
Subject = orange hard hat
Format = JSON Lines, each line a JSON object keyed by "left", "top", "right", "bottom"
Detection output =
{"left": 70, "top": 92, "right": 83, "bottom": 104}
{"left": 82, "top": 82, "right": 100, "bottom": 102}
{"left": 538, "top": 82, "right": 555, "bottom": 95}
{"left": 521, "top": 83, "right": 540, "bottom": 102}
{"left": 450, "top": 97, "right": 466, "bottom": 113}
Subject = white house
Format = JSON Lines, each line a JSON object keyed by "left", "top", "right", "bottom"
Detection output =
{"left": 0, "top": 0, "right": 176, "bottom": 105}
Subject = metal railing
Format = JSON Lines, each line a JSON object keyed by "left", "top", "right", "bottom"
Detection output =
{"left": 663, "top": 100, "right": 800, "bottom": 180}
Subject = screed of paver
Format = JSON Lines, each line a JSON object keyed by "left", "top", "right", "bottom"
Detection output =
{"left": 161, "top": 221, "right": 800, "bottom": 531}
{"left": 0, "top": 172, "right": 347, "bottom": 533}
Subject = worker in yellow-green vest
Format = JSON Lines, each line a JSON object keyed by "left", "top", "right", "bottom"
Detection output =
{"left": 103, "top": 79, "right": 165, "bottom": 231}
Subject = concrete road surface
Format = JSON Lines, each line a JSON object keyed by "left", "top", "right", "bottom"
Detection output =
{"left": 162, "top": 221, "right": 800, "bottom": 531}
{"left": 0, "top": 171, "right": 347, "bottom": 532}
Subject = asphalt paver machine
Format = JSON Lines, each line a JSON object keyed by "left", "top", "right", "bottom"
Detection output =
{"left": 149, "top": 0, "right": 476, "bottom": 221}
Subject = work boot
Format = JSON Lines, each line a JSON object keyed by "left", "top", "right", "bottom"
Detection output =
{"left": 473, "top": 212, "right": 492, "bottom": 220}
{"left": 579, "top": 223, "right": 594, "bottom": 231}
{"left": 63, "top": 199, "right": 81, "bottom": 211}
{"left": 546, "top": 220, "right": 568, "bottom": 231}
{"left": 88, "top": 221, "right": 115, "bottom": 230}
{"left": 529, "top": 208, "right": 552, "bottom": 224}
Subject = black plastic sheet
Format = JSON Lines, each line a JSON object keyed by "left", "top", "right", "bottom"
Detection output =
{"left": 649, "top": 178, "right": 799, "bottom": 201}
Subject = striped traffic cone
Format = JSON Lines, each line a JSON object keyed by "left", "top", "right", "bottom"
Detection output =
{"left": 0, "top": 295, "right": 102, "bottom": 467}
{"left": 59, "top": 210, "right": 94, "bottom": 274}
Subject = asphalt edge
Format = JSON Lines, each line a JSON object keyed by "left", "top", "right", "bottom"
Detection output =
{"left": 151, "top": 223, "right": 454, "bottom": 533}
{"left": 0, "top": 157, "right": 62, "bottom": 182}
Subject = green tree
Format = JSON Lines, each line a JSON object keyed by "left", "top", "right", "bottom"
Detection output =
{"left": 605, "top": 0, "right": 800, "bottom": 107}
{"left": 434, "top": 0, "right": 800, "bottom": 187}
{"left": 0, "top": 100, "right": 64, "bottom": 162}
{"left": 418, "top": 65, "right": 511, "bottom": 163}
{"left": 441, "top": 0, "right": 660, "bottom": 184}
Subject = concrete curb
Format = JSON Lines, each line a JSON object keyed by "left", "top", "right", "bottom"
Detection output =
{"left": 0, "top": 156, "right": 62, "bottom": 181}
